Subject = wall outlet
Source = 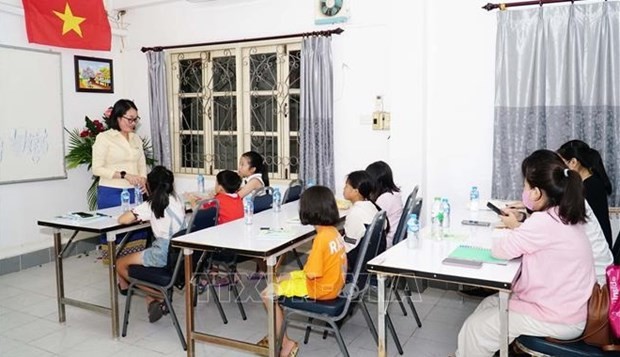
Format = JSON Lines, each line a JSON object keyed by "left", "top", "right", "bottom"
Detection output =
{"left": 372, "top": 111, "right": 383, "bottom": 130}
{"left": 381, "top": 112, "right": 391, "bottom": 130}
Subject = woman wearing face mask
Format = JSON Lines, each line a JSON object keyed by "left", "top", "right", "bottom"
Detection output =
{"left": 455, "top": 150, "right": 595, "bottom": 357}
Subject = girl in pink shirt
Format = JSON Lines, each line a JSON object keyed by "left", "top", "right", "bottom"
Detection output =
{"left": 456, "top": 150, "right": 595, "bottom": 357}
{"left": 366, "top": 161, "right": 403, "bottom": 249}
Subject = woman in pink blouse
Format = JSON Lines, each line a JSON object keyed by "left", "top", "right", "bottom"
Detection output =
{"left": 455, "top": 150, "right": 595, "bottom": 356}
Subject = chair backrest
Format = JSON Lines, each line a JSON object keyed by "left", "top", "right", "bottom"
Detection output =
{"left": 344, "top": 210, "right": 387, "bottom": 303}
{"left": 253, "top": 187, "right": 274, "bottom": 213}
{"left": 411, "top": 197, "right": 423, "bottom": 220}
{"left": 391, "top": 188, "right": 418, "bottom": 246}
{"left": 167, "top": 199, "right": 219, "bottom": 288}
{"left": 187, "top": 198, "right": 219, "bottom": 233}
{"left": 282, "top": 179, "right": 304, "bottom": 204}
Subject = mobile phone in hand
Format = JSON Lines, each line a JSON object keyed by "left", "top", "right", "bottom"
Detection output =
{"left": 487, "top": 202, "right": 508, "bottom": 216}
{"left": 461, "top": 220, "right": 491, "bottom": 227}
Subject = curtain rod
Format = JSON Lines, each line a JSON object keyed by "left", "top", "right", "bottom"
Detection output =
{"left": 482, "top": 0, "right": 593, "bottom": 11}
{"left": 141, "top": 27, "right": 344, "bottom": 53}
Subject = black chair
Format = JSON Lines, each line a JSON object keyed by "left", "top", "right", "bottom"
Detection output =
{"left": 515, "top": 335, "right": 620, "bottom": 356}
{"left": 282, "top": 179, "right": 304, "bottom": 204}
{"left": 190, "top": 199, "right": 247, "bottom": 323}
{"left": 253, "top": 187, "right": 274, "bottom": 213}
{"left": 282, "top": 180, "right": 305, "bottom": 269}
{"left": 121, "top": 199, "right": 219, "bottom": 350}
{"left": 278, "top": 211, "right": 403, "bottom": 356}
{"left": 389, "top": 193, "right": 424, "bottom": 327}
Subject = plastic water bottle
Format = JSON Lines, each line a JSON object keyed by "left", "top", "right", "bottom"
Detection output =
{"left": 120, "top": 188, "right": 131, "bottom": 211}
{"left": 272, "top": 188, "right": 282, "bottom": 212}
{"left": 243, "top": 195, "right": 254, "bottom": 225}
{"left": 470, "top": 186, "right": 480, "bottom": 211}
{"left": 440, "top": 198, "right": 451, "bottom": 229}
{"left": 306, "top": 179, "right": 315, "bottom": 189}
{"left": 431, "top": 197, "right": 442, "bottom": 239}
{"left": 134, "top": 185, "right": 143, "bottom": 205}
{"left": 406, "top": 214, "right": 420, "bottom": 249}
{"left": 197, "top": 174, "right": 205, "bottom": 193}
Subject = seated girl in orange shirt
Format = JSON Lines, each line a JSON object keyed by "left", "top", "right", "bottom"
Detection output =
{"left": 260, "top": 186, "right": 347, "bottom": 357}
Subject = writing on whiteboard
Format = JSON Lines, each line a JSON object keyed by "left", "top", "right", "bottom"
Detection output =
{"left": 3, "top": 129, "right": 50, "bottom": 163}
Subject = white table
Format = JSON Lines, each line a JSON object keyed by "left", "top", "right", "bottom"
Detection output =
{"left": 367, "top": 208, "right": 522, "bottom": 357}
{"left": 37, "top": 206, "right": 150, "bottom": 338}
{"left": 172, "top": 200, "right": 347, "bottom": 357}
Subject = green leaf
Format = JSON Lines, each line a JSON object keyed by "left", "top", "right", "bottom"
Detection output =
{"left": 87, "top": 177, "right": 99, "bottom": 210}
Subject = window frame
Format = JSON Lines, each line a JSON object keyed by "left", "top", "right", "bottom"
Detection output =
{"left": 166, "top": 39, "right": 301, "bottom": 181}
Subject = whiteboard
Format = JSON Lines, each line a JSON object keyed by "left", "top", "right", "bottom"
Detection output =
{"left": 0, "top": 45, "right": 66, "bottom": 184}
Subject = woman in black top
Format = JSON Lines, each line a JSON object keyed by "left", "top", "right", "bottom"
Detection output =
{"left": 558, "top": 140, "right": 613, "bottom": 249}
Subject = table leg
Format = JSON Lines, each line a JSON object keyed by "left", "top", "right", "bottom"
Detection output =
{"left": 267, "top": 256, "right": 277, "bottom": 357}
{"left": 499, "top": 291, "right": 509, "bottom": 357}
{"left": 53, "top": 229, "right": 66, "bottom": 323}
{"left": 185, "top": 248, "right": 195, "bottom": 357}
{"left": 378, "top": 274, "right": 387, "bottom": 357}
{"left": 107, "top": 232, "right": 119, "bottom": 339}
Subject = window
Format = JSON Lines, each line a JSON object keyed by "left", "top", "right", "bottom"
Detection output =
{"left": 168, "top": 41, "right": 301, "bottom": 180}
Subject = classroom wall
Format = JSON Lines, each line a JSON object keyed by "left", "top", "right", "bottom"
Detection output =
{"left": 0, "top": 0, "right": 499, "bottom": 260}
{"left": 0, "top": 6, "right": 138, "bottom": 260}
{"left": 120, "top": 0, "right": 496, "bottom": 222}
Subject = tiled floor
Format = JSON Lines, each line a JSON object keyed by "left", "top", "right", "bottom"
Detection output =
{"left": 0, "top": 252, "right": 480, "bottom": 356}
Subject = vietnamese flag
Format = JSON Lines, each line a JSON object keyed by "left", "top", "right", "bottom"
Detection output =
{"left": 22, "top": 0, "right": 111, "bottom": 51}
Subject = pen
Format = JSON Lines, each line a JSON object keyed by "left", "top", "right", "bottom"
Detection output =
{"left": 96, "top": 213, "right": 111, "bottom": 217}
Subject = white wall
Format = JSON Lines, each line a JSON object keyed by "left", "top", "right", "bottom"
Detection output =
{"left": 0, "top": 7, "right": 133, "bottom": 258}
{"left": 1, "top": 0, "right": 499, "bottom": 258}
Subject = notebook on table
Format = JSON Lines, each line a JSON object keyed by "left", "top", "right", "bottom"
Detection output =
{"left": 446, "top": 245, "right": 508, "bottom": 265}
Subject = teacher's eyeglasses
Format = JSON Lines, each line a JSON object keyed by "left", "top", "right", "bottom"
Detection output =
{"left": 122, "top": 116, "right": 140, "bottom": 124}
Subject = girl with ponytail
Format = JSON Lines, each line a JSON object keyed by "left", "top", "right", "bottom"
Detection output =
{"left": 455, "top": 150, "right": 595, "bottom": 356}
{"left": 558, "top": 140, "right": 613, "bottom": 248}
{"left": 116, "top": 166, "right": 186, "bottom": 323}
{"left": 237, "top": 151, "right": 270, "bottom": 198}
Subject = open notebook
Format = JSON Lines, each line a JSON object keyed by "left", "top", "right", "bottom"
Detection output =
{"left": 447, "top": 245, "right": 508, "bottom": 265}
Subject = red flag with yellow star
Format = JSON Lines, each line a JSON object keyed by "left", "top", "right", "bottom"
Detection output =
{"left": 22, "top": 0, "right": 111, "bottom": 51}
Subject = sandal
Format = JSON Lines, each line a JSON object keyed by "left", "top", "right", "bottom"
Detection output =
{"left": 212, "top": 274, "right": 231, "bottom": 287}
{"left": 197, "top": 278, "right": 209, "bottom": 294}
{"left": 249, "top": 272, "right": 266, "bottom": 280}
{"left": 147, "top": 301, "right": 164, "bottom": 323}
{"left": 257, "top": 335, "right": 269, "bottom": 348}
{"left": 282, "top": 341, "right": 299, "bottom": 357}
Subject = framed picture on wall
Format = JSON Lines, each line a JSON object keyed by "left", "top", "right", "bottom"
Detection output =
{"left": 74, "top": 55, "right": 114, "bottom": 93}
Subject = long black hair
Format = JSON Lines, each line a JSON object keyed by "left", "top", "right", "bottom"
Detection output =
{"left": 242, "top": 151, "right": 270, "bottom": 187}
{"left": 522, "top": 150, "right": 586, "bottom": 225}
{"left": 365, "top": 161, "right": 400, "bottom": 202}
{"left": 146, "top": 166, "right": 175, "bottom": 219}
{"left": 557, "top": 140, "right": 612, "bottom": 195}
{"left": 107, "top": 99, "right": 138, "bottom": 131}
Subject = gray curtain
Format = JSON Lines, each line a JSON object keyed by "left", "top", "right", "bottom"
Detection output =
{"left": 493, "top": 2, "right": 620, "bottom": 205}
{"left": 300, "top": 36, "right": 335, "bottom": 190}
{"left": 146, "top": 51, "right": 172, "bottom": 169}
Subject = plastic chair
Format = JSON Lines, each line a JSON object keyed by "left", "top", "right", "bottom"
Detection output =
{"left": 121, "top": 199, "right": 219, "bottom": 350}
{"left": 278, "top": 211, "right": 403, "bottom": 356}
